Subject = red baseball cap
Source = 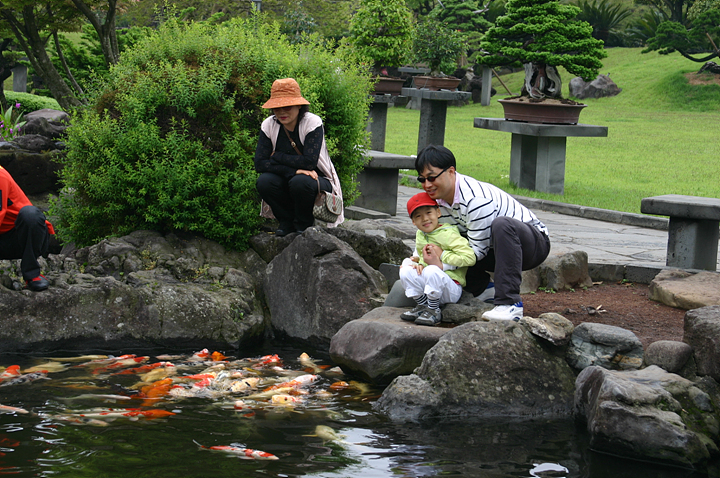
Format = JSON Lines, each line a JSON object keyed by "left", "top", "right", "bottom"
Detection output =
{"left": 407, "top": 192, "right": 438, "bottom": 217}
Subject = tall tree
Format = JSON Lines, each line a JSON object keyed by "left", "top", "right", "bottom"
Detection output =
{"left": 635, "top": 0, "right": 692, "bottom": 23}
{"left": 69, "top": 0, "right": 120, "bottom": 65}
{"left": 0, "top": 0, "right": 83, "bottom": 109}
{"left": 643, "top": 8, "right": 720, "bottom": 61}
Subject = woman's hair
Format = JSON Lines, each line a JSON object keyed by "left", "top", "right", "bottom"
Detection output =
{"left": 297, "top": 104, "right": 310, "bottom": 124}
{"left": 415, "top": 144, "right": 456, "bottom": 173}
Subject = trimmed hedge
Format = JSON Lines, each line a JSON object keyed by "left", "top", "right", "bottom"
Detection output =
{"left": 53, "top": 16, "right": 373, "bottom": 250}
{"left": 4, "top": 92, "right": 62, "bottom": 113}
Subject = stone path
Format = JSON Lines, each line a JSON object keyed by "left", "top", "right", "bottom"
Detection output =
{"left": 344, "top": 185, "right": 720, "bottom": 278}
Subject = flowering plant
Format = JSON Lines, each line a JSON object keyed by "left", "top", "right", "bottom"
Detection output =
{"left": 0, "top": 103, "right": 26, "bottom": 142}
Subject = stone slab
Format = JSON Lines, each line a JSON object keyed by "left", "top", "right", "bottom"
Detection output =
{"left": 474, "top": 118, "right": 608, "bottom": 137}
{"left": 401, "top": 87, "right": 472, "bottom": 101}
{"left": 641, "top": 195, "right": 720, "bottom": 221}
{"left": 364, "top": 150, "right": 416, "bottom": 169}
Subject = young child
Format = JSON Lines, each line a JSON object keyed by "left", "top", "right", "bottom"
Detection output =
{"left": 399, "top": 192, "right": 476, "bottom": 326}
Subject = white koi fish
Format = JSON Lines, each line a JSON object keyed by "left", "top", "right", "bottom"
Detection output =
{"left": 23, "top": 362, "right": 67, "bottom": 373}
{"left": 0, "top": 371, "right": 49, "bottom": 387}
{"left": 0, "top": 404, "right": 29, "bottom": 414}
{"left": 193, "top": 440, "right": 278, "bottom": 460}
{"left": 305, "top": 425, "right": 348, "bottom": 445}
{"left": 271, "top": 394, "right": 303, "bottom": 406}
{"left": 298, "top": 353, "right": 324, "bottom": 373}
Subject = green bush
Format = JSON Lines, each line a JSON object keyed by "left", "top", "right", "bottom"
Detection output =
{"left": 4, "top": 92, "right": 62, "bottom": 112}
{"left": 53, "top": 16, "right": 372, "bottom": 250}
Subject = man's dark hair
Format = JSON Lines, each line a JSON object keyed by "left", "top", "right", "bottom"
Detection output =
{"left": 415, "top": 144, "right": 456, "bottom": 173}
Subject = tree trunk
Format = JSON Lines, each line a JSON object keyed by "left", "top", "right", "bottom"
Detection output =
{"left": 70, "top": 0, "right": 120, "bottom": 66}
{"left": 53, "top": 31, "right": 84, "bottom": 96}
{"left": 0, "top": 7, "right": 82, "bottom": 110}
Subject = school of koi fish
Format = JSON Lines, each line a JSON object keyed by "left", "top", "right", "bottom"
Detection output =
{"left": 0, "top": 349, "right": 373, "bottom": 461}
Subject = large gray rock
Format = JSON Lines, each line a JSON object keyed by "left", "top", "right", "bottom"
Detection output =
{"left": 538, "top": 251, "right": 593, "bottom": 291}
{"left": 24, "top": 108, "right": 70, "bottom": 124}
{"left": 329, "top": 307, "right": 450, "bottom": 385}
{"left": 264, "top": 227, "right": 387, "bottom": 348}
{"left": 644, "top": 340, "right": 693, "bottom": 374}
{"left": 566, "top": 322, "right": 644, "bottom": 371}
{"left": 519, "top": 312, "right": 574, "bottom": 346}
{"left": 650, "top": 269, "right": 720, "bottom": 310}
{"left": 0, "top": 231, "right": 266, "bottom": 352}
{"left": 569, "top": 74, "right": 622, "bottom": 99}
{"left": 326, "top": 227, "right": 412, "bottom": 269}
{"left": 375, "top": 321, "right": 577, "bottom": 422}
{"left": 21, "top": 116, "right": 68, "bottom": 140}
{"left": 684, "top": 305, "right": 720, "bottom": 381}
{"left": 10, "top": 134, "right": 57, "bottom": 153}
{"left": 575, "top": 365, "right": 719, "bottom": 471}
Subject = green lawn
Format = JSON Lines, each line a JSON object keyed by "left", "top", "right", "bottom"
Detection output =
{"left": 385, "top": 48, "right": 720, "bottom": 214}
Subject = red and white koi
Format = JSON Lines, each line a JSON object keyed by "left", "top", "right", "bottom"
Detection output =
{"left": 0, "top": 404, "right": 29, "bottom": 414}
{"left": 0, "top": 365, "right": 21, "bottom": 383}
{"left": 252, "top": 354, "right": 281, "bottom": 368}
{"left": 193, "top": 441, "right": 278, "bottom": 460}
{"left": 72, "top": 407, "right": 176, "bottom": 420}
{"left": 110, "top": 361, "right": 174, "bottom": 376}
{"left": 188, "top": 349, "right": 211, "bottom": 362}
{"left": 91, "top": 356, "right": 149, "bottom": 375}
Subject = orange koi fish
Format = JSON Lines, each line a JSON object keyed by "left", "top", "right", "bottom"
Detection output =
{"left": 91, "top": 356, "right": 149, "bottom": 374}
{"left": 0, "top": 365, "right": 21, "bottom": 383}
{"left": 262, "top": 374, "right": 317, "bottom": 392}
{"left": 193, "top": 441, "right": 278, "bottom": 460}
{"left": 252, "top": 354, "right": 281, "bottom": 368}
{"left": 111, "top": 362, "right": 174, "bottom": 376}
{"left": 211, "top": 351, "right": 227, "bottom": 361}
{"left": 139, "top": 378, "right": 175, "bottom": 406}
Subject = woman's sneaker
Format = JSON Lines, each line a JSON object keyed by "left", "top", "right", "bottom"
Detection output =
{"left": 401, "top": 305, "right": 427, "bottom": 321}
{"left": 415, "top": 307, "right": 441, "bottom": 326}
{"left": 26, "top": 275, "right": 49, "bottom": 292}
{"left": 481, "top": 302, "right": 523, "bottom": 321}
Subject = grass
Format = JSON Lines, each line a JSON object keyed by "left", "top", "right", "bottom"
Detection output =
{"left": 384, "top": 48, "right": 720, "bottom": 214}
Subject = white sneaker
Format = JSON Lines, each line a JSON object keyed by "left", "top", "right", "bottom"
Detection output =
{"left": 481, "top": 302, "right": 523, "bottom": 321}
{"left": 477, "top": 282, "right": 495, "bottom": 303}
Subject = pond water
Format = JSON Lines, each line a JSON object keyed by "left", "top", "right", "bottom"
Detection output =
{"left": 0, "top": 343, "right": 712, "bottom": 478}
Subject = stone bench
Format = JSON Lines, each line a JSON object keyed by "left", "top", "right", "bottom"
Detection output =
{"left": 641, "top": 194, "right": 720, "bottom": 271}
{"left": 350, "top": 150, "right": 416, "bottom": 218}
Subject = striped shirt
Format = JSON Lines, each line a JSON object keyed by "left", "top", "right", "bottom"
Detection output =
{"left": 437, "top": 173, "right": 548, "bottom": 261}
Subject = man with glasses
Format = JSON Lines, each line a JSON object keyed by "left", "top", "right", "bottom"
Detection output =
{"left": 386, "top": 144, "right": 550, "bottom": 321}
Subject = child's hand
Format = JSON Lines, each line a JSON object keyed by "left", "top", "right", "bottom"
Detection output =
{"left": 411, "top": 256, "right": 419, "bottom": 263}
{"left": 413, "top": 263, "right": 424, "bottom": 275}
{"left": 422, "top": 244, "right": 442, "bottom": 268}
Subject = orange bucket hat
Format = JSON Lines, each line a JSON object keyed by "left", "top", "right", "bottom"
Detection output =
{"left": 262, "top": 78, "right": 311, "bottom": 109}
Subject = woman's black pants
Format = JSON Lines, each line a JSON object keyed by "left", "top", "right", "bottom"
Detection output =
{"left": 0, "top": 205, "right": 49, "bottom": 281}
{"left": 256, "top": 173, "right": 332, "bottom": 231}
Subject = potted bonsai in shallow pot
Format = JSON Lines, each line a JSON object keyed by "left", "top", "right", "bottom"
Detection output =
{"left": 348, "top": 0, "right": 415, "bottom": 95}
{"left": 412, "top": 15, "right": 467, "bottom": 90}
{"left": 476, "top": 0, "right": 606, "bottom": 123}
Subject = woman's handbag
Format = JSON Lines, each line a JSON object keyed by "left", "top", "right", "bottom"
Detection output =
{"left": 313, "top": 178, "right": 343, "bottom": 223}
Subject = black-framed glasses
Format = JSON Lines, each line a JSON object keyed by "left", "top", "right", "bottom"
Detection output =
{"left": 417, "top": 168, "right": 449, "bottom": 184}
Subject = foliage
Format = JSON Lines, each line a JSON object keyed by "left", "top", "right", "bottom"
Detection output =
{"left": 413, "top": 16, "right": 467, "bottom": 75}
{"left": 4, "top": 91, "right": 62, "bottom": 111}
{"left": 0, "top": 103, "right": 26, "bottom": 141}
{"left": 477, "top": 0, "right": 606, "bottom": 85}
{"left": 634, "top": 0, "right": 692, "bottom": 22}
{"left": 575, "top": 0, "right": 633, "bottom": 46}
{"left": 281, "top": 2, "right": 317, "bottom": 44}
{"left": 348, "top": 0, "right": 415, "bottom": 73}
{"left": 52, "top": 16, "right": 372, "bottom": 250}
{"left": 432, "top": 0, "right": 493, "bottom": 65}
{"left": 624, "top": 8, "right": 669, "bottom": 46}
{"left": 643, "top": 9, "right": 720, "bottom": 61}
{"left": 689, "top": 0, "right": 720, "bottom": 19}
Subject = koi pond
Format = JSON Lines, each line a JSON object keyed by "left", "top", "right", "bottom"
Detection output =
{"left": 0, "top": 342, "right": 711, "bottom": 478}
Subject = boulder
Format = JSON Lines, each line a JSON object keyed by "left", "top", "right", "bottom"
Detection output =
{"left": 650, "top": 269, "right": 720, "bottom": 310}
{"left": 0, "top": 150, "right": 62, "bottom": 194}
{"left": 566, "top": 322, "right": 644, "bottom": 371}
{"left": 519, "top": 312, "right": 574, "bottom": 346}
{"left": 264, "top": 227, "right": 387, "bottom": 348}
{"left": 326, "top": 227, "right": 412, "bottom": 269}
{"left": 10, "top": 134, "right": 57, "bottom": 153}
{"left": 375, "top": 321, "right": 577, "bottom": 422}
{"left": 568, "top": 74, "right": 622, "bottom": 99}
{"left": 24, "top": 108, "right": 70, "bottom": 124}
{"left": 575, "top": 365, "right": 720, "bottom": 471}
{"left": 684, "top": 305, "right": 720, "bottom": 382}
{"left": 329, "top": 307, "right": 450, "bottom": 385}
{"left": 538, "top": 251, "right": 593, "bottom": 291}
{"left": 20, "top": 116, "right": 68, "bottom": 140}
{"left": 0, "top": 230, "right": 267, "bottom": 352}
{"left": 644, "top": 340, "right": 693, "bottom": 374}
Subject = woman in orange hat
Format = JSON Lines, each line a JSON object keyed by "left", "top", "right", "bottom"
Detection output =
{"left": 254, "top": 78, "right": 343, "bottom": 236}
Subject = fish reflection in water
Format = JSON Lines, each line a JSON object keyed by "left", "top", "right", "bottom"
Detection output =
{"left": 0, "top": 348, "right": 366, "bottom": 463}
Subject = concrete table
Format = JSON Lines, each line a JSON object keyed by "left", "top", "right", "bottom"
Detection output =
{"left": 402, "top": 87, "right": 472, "bottom": 154}
{"left": 641, "top": 194, "right": 720, "bottom": 271}
{"left": 474, "top": 118, "right": 608, "bottom": 195}
{"left": 354, "top": 150, "right": 416, "bottom": 216}
{"left": 367, "top": 94, "right": 407, "bottom": 151}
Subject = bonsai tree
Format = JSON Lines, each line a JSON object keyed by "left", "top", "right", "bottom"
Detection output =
{"left": 348, "top": 0, "right": 415, "bottom": 76}
{"left": 413, "top": 15, "right": 467, "bottom": 77}
{"left": 477, "top": 0, "right": 606, "bottom": 98}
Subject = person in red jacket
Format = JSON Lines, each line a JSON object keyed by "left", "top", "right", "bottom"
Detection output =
{"left": 0, "top": 166, "right": 53, "bottom": 291}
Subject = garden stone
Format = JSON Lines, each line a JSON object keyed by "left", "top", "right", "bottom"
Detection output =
{"left": 650, "top": 269, "right": 720, "bottom": 309}
{"left": 21, "top": 116, "right": 68, "bottom": 139}
{"left": 575, "top": 365, "right": 719, "bottom": 471}
{"left": 326, "top": 227, "right": 412, "bottom": 270}
{"left": 264, "top": 228, "right": 387, "bottom": 349}
{"left": 0, "top": 150, "right": 62, "bottom": 194}
{"left": 24, "top": 108, "right": 70, "bottom": 124}
{"left": 566, "top": 322, "right": 644, "bottom": 371}
{"left": 644, "top": 340, "right": 693, "bottom": 374}
{"left": 375, "top": 321, "right": 577, "bottom": 422}
{"left": 568, "top": 74, "right": 622, "bottom": 99}
{"left": 684, "top": 305, "right": 720, "bottom": 382}
{"left": 248, "top": 231, "right": 298, "bottom": 264}
{"left": 519, "top": 312, "right": 574, "bottom": 346}
{"left": 538, "top": 251, "right": 592, "bottom": 291}
{"left": 10, "top": 134, "right": 57, "bottom": 153}
{"left": 329, "top": 307, "right": 450, "bottom": 385}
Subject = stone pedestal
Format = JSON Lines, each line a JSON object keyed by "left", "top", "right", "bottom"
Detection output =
{"left": 355, "top": 151, "right": 416, "bottom": 216}
{"left": 641, "top": 195, "right": 720, "bottom": 271}
{"left": 473, "top": 118, "right": 608, "bottom": 195}
{"left": 367, "top": 94, "right": 406, "bottom": 151}
{"left": 402, "top": 87, "right": 472, "bottom": 154}
{"left": 11, "top": 65, "right": 27, "bottom": 93}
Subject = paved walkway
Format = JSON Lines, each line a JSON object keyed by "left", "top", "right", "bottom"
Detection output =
{"left": 348, "top": 185, "right": 720, "bottom": 274}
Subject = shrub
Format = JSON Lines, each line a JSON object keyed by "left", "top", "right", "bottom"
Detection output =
{"left": 53, "top": 16, "right": 372, "bottom": 250}
{"left": 4, "top": 92, "right": 62, "bottom": 112}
